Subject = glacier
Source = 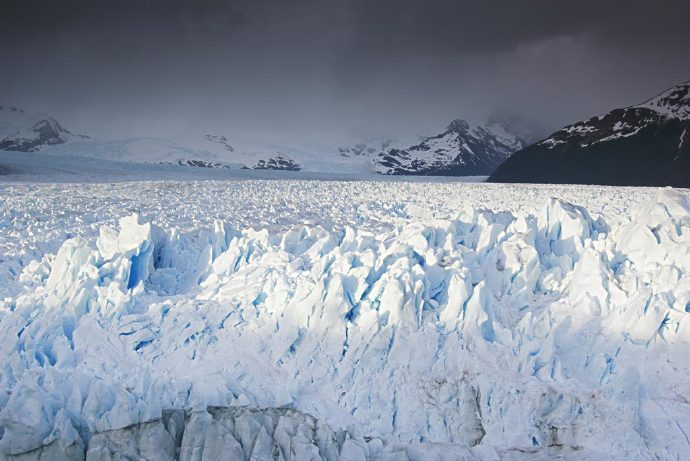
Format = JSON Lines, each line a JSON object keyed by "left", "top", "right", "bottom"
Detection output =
{"left": 0, "top": 180, "right": 689, "bottom": 460}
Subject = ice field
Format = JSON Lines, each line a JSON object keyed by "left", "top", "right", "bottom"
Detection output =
{"left": 0, "top": 178, "right": 689, "bottom": 460}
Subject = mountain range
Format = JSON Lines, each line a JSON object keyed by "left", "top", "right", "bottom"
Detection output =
{"left": 3, "top": 81, "right": 690, "bottom": 185}
{"left": 0, "top": 106, "right": 528, "bottom": 176}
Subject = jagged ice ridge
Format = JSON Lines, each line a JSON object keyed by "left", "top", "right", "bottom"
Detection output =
{"left": 0, "top": 183, "right": 689, "bottom": 459}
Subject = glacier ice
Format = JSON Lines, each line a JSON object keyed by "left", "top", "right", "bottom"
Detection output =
{"left": 0, "top": 183, "right": 689, "bottom": 459}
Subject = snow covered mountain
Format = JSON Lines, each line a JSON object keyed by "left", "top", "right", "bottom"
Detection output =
{"left": 489, "top": 81, "right": 690, "bottom": 187}
{"left": 375, "top": 119, "right": 525, "bottom": 176}
{"left": 0, "top": 107, "right": 311, "bottom": 172}
{"left": 0, "top": 105, "right": 86, "bottom": 152}
{"left": 46, "top": 136, "right": 243, "bottom": 169}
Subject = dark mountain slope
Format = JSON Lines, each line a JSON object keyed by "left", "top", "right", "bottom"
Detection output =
{"left": 489, "top": 82, "right": 690, "bottom": 187}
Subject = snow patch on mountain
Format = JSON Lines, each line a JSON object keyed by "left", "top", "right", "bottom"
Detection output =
{"left": 637, "top": 80, "right": 690, "bottom": 120}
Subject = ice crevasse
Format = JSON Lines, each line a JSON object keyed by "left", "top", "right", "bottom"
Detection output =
{"left": 0, "top": 189, "right": 690, "bottom": 459}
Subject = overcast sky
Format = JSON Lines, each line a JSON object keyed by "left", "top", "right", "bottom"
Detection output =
{"left": 3, "top": 0, "right": 690, "bottom": 143}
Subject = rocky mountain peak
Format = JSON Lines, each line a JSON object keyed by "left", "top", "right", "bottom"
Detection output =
{"left": 636, "top": 81, "right": 690, "bottom": 120}
{"left": 446, "top": 119, "right": 471, "bottom": 133}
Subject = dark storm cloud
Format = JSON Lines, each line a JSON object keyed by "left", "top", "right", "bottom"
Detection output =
{"left": 2, "top": 0, "right": 690, "bottom": 142}
{"left": 345, "top": 0, "right": 688, "bottom": 55}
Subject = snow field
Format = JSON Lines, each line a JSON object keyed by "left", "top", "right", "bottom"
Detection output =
{"left": 0, "top": 179, "right": 689, "bottom": 460}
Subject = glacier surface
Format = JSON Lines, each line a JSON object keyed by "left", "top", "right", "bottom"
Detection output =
{"left": 0, "top": 179, "right": 689, "bottom": 460}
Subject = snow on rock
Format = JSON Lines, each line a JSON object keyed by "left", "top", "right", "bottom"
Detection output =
{"left": 375, "top": 119, "right": 524, "bottom": 176}
{"left": 1, "top": 184, "right": 690, "bottom": 459}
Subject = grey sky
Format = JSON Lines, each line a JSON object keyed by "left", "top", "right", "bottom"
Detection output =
{"left": 2, "top": 0, "right": 689, "bottom": 143}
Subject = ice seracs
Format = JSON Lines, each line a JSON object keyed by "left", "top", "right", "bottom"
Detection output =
{"left": 1, "top": 183, "right": 690, "bottom": 459}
